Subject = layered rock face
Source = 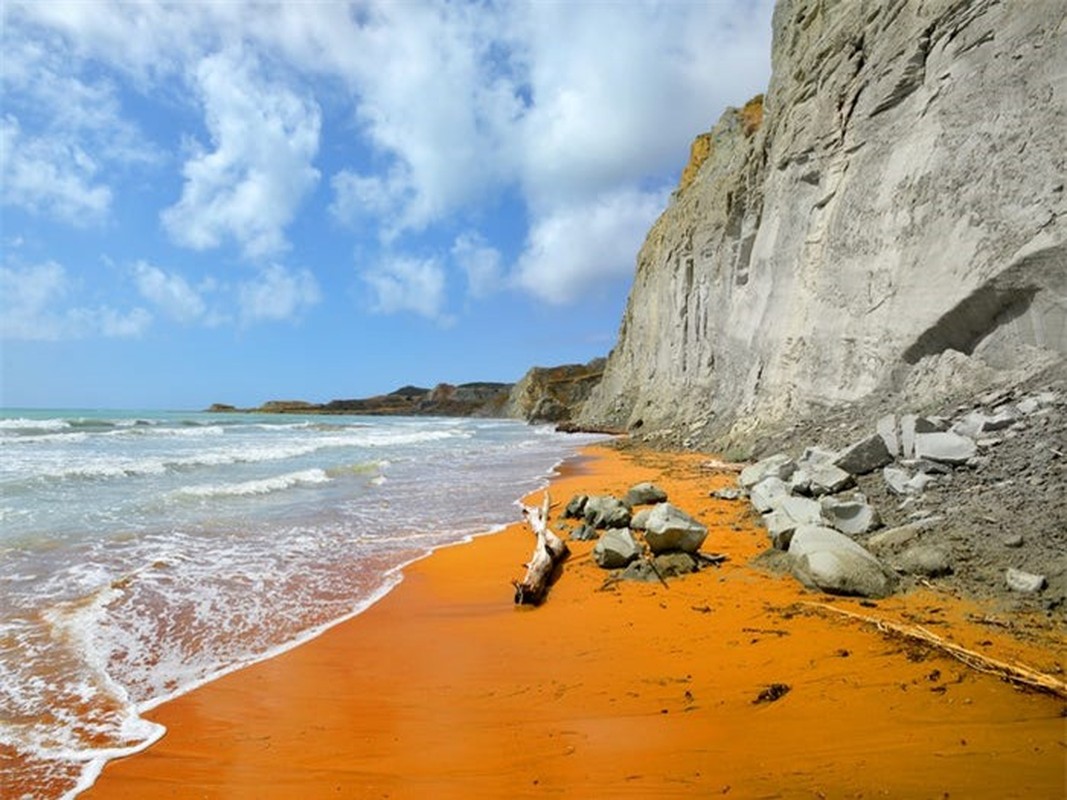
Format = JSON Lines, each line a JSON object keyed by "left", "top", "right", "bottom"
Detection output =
{"left": 505, "top": 358, "right": 606, "bottom": 423}
{"left": 580, "top": 0, "right": 1066, "bottom": 448}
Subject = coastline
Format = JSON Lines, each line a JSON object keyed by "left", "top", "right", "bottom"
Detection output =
{"left": 83, "top": 444, "right": 1066, "bottom": 798}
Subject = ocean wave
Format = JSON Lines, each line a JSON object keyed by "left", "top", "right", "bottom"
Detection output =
{"left": 0, "top": 418, "right": 73, "bottom": 433}
{"left": 176, "top": 469, "right": 331, "bottom": 498}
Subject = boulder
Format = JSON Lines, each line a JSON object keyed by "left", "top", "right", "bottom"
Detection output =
{"left": 883, "top": 466, "right": 933, "bottom": 496}
{"left": 624, "top": 482, "right": 668, "bottom": 506}
{"left": 896, "top": 545, "right": 953, "bottom": 577}
{"left": 1005, "top": 567, "right": 1046, "bottom": 593}
{"left": 564, "top": 494, "right": 588, "bottom": 519}
{"left": 570, "top": 523, "right": 599, "bottom": 542}
{"left": 630, "top": 508, "right": 652, "bottom": 531}
{"left": 749, "top": 476, "right": 790, "bottom": 513}
{"left": 739, "top": 453, "right": 796, "bottom": 489}
{"left": 833, "top": 434, "right": 892, "bottom": 475}
{"left": 806, "top": 462, "right": 855, "bottom": 496}
{"left": 592, "top": 529, "right": 641, "bottom": 569}
{"left": 866, "top": 517, "right": 942, "bottom": 554}
{"left": 583, "top": 495, "right": 632, "bottom": 529}
{"left": 643, "top": 503, "right": 708, "bottom": 554}
{"left": 877, "top": 414, "right": 899, "bottom": 456}
{"left": 913, "top": 432, "right": 977, "bottom": 465}
{"left": 711, "top": 487, "right": 743, "bottom": 501}
{"left": 763, "top": 496, "right": 823, "bottom": 549}
{"left": 820, "top": 496, "right": 881, "bottom": 536}
{"left": 788, "top": 525, "right": 896, "bottom": 598}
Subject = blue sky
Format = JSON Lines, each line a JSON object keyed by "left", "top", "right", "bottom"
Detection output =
{"left": 1, "top": 0, "right": 773, "bottom": 410}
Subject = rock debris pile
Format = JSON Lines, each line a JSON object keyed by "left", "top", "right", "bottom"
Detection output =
{"left": 727, "top": 388, "right": 1064, "bottom": 606}
{"left": 561, "top": 483, "right": 723, "bottom": 583}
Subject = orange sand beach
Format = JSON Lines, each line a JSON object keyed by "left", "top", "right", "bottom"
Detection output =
{"left": 85, "top": 445, "right": 1065, "bottom": 799}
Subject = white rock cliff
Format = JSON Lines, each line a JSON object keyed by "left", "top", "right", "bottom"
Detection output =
{"left": 579, "top": 0, "right": 1066, "bottom": 447}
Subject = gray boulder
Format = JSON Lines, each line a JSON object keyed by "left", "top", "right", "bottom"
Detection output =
{"left": 569, "top": 523, "right": 599, "bottom": 542}
{"left": 883, "top": 466, "right": 933, "bottom": 496}
{"left": 749, "top": 476, "right": 790, "bottom": 513}
{"left": 583, "top": 495, "right": 632, "bottom": 529}
{"left": 820, "top": 496, "right": 881, "bottom": 536}
{"left": 621, "top": 552, "right": 700, "bottom": 582}
{"left": 763, "top": 496, "right": 823, "bottom": 549}
{"left": 896, "top": 545, "right": 953, "bottom": 577}
{"left": 901, "top": 415, "right": 950, "bottom": 458}
{"left": 788, "top": 525, "right": 896, "bottom": 598}
{"left": 624, "top": 482, "right": 668, "bottom": 506}
{"left": 866, "top": 517, "right": 943, "bottom": 554}
{"left": 1005, "top": 567, "right": 1046, "bottom": 593}
{"left": 630, "top": 507, "right": 652, "bottom": 531}
{"left": 592, "top": 529, "right": 641, "bottom": 569}
{"left": 877, "top": 414, "right": 900, "bottom": 456}
{"left": 711, "top": 486, "right": 743, "bottom": 501}
{"left": 833, "top": 434, "right": 893, "bottom": 475}
{"left": 564, "top": 494, "right": 588, "bottom": 519}
{"left": 739, "top": 453, "right": 796, "bottom": 489}
{"left": 643, "top": 503, "right": 708, "bottom": 554}
{"left": 913, "top": 432, "right": 977, "bottom": 465}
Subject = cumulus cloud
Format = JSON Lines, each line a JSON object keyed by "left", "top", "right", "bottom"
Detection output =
{"left": 6, "top": 0, "right": 776, "bottom": 310}
{"left": 361, "top": 256, "right": 450, "bottom": 322}
{"left": 237, "top": 263, "right": 321, "bottom": 325}
{"left": 162, "top": 47, "right": 321, "bottom": 260}
{"left": 451, "top": 233, "right": 503, "bottom": 299}
{"left": 132, "top": 261, "right": 207, "bottom": 323}
{"left": 0, "top": 261, "right": 150, "bottom": 340}
{"left": 515, "top": 188, "right": 668, "bottom": 305}
{"left": 0, "top": 116, "right": 111, "bottom": 226}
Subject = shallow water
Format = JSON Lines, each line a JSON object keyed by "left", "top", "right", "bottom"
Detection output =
{"left": 0, "top": 409, "right": 604, "bottom": 798}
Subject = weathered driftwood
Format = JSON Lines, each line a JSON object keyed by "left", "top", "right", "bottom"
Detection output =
{"left": 513, "top": 492, "right": 570, "bottom": 606}
{"left": 806, "top": 602, "right": 1067, "bottom": 699}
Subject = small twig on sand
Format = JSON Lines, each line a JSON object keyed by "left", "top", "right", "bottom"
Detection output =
{"left": 804, "top": 602, "right": 1067, "bottom": 699}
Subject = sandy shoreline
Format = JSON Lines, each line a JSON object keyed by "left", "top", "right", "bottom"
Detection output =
{"left": 83, "top": 444, "right": 1065, "bottom": 798}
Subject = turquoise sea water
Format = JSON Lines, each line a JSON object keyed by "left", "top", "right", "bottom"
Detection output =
{"left": 0, "top": 409, "right": 604, "bottom": 798}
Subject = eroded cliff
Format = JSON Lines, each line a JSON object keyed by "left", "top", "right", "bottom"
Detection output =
{"left": 580, "top": 0, "right": 1066, "bottom": 449}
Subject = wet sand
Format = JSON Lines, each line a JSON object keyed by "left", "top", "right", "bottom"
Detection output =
{"left": 85, "top": 445, "right": 1066, "bottom": 798}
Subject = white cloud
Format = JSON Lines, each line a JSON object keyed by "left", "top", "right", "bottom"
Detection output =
{"left": 237, "top": 264, "right": 320, "bottom": 325}
{"left": 161, "top": 47, "right": 321, "bottom": 260}
{"left": 0, "top": 261, "right": 150, "bottom": 340}
{"left": 452, "top": 233, "right": 503, "bottom": 299}
{"left": 0, "top": 115, "right": 112, "bottom": 226}
{"left": 132, "top": 261, "right": 206, "bottom": 323}
{"left": 515, "top": 188, "right": 668, "bottom": 305}
{"left": 361, "top": 256, "right": 450, "bottom": 322}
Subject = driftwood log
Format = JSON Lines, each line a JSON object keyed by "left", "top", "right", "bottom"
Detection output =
{"left": 513, "top": 492, "right": 569, "bottom": 606}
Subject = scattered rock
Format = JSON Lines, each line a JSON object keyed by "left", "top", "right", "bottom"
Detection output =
{"left": 624, "top": 482, "right": 668, "bottom": 506}
{"left": 739, "top": 453, "right": 796, "bottom": 489}
{"left": 630, "top": 508, "right": 652, "bottom": 531}
{"left": 583, "top": 495, "right": 632, "bottom": 529}
{"left": 763, "top": 496, "right": 824, "bottom": 549}
{"left": 711, "top": 487, "right": 743, "bottom": 501}
{"left": 749, "top": 476, "right": 790, "bottom": 513}
{"left": 789, "top": 525, "right": 896, "bottom": 598}
{"left": 877, "top": 414, "right": 899, "bottom": 456}
{"left": 913, "top": 431, "right": 977, "bottom": 465}
{"left": 820, "top": 496, "right": 881, "bottom": 536}
{"left": 1005, "top": 567, "right": 1046, "bottom": 593}
{"left": 1001, "top": 533, "right": 1024, "bottom": 548}
{"left": 564, "top": 494, "right": 588, "bottom": 519}
{"left": 896, "top": 545, "right": 953, "bottom": 577}
{"left": 643, "top": 503, "right": 708, "bottom": 554}
{"left": 866, "top": 517, "right": 943, "bottom": 554}
{"left": 569, "top": 523, "right": 599, "bottom": 542}
{"left": 592, "top": 529, "right": 641, "bottom": 569}
{"left": 833, "top": 434, "right": 893, "bottom": 475}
